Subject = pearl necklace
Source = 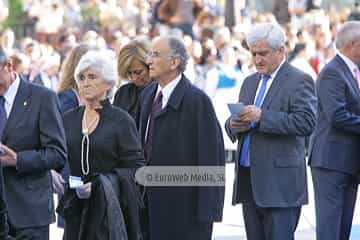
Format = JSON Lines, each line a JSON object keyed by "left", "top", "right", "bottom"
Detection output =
{"left": 81, "top": 110, "right": 99, "bottom": 176}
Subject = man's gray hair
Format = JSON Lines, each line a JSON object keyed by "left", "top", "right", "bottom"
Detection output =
{"left": 168, "top": 37, "right": 189, "bottom": 73}
{"left": 74, "top": 49, "right": 117, "bottom": 98}
{"left": 247, "top": 23, "right": 286, "bottom": 50}
{"left": 335, "top": 21, "right": 360, "bottom": 49}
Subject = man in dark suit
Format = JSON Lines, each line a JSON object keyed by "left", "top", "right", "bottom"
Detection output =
{"left": 309, "top": 21, "right": 360, "bottom": 240}
{"left": 0, "top": 47, "right": 10, "bottom": 239}
{"left": 0, "top": 46, "right": 67, "bottom": 239}
{"left": 225, "top": 23, "right": 316, "bottom": 240}
{"left": 139, "top": 36, "right": 225, "bottom": 240}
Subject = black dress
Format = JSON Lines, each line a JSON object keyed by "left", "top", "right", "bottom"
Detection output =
{"left": 60, "top": 99, "right": 145, "bottom": 239}
{"left": 63, "top": 99, "right": 144, "bottom": 178}
{"left": 113, "top": 83, "right": 144, "bottom": 129}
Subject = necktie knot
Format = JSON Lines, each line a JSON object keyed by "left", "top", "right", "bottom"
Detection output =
{"left": 0, "top": 96, "right": 5, "bottom": 106}
{"left": 154, "top": 91, "right": 163, "bottom": 106}
{"left": 262, "top": 74, "right": 271, "bottom": 82}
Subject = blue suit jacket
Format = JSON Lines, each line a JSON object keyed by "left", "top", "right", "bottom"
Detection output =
{"left": 309, "top": 55, "right": 360, "bottom": 174}
{"left": 226, "top": 62, "right": 317, "bottom": 207}
{"left": 2, "top": 78, "right": 67, "bottom": 228}
{"left": 57, "top": 88, "right": 79, "bottom": 114}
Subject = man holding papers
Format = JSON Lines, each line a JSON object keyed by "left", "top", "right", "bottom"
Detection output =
{"left": 225, "top": 23, "right": 316, "bottom": 240}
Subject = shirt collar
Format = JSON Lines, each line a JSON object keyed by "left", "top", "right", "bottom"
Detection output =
{"left": 338, "top": 52, "right": 359, "bottom": 76}
{"left": 4, "top": 73, "right": 20, "bottom": 105}
{"left": 267, "top": 58, "right": 286, "bottom": 80}
{"left": 156, "top": 74, "right": 182, "bottom": 104}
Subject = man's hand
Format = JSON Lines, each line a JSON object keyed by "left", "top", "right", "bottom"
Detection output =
{"left": 51, "top": 170, "right": 65, "bottom": 194}
{"left": 76, "top": 182, "right": 92, "bottom": 199}
{"left": 0, "top": 144, "right": 17, "bottom": 167}
{"left": 230, "top": 118, "right": 251, "bottom": 133}
{"left": 239, "top": 105, "right": 262, "bottom": 123}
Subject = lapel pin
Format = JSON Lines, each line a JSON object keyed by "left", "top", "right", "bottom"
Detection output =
{"left": 24, "top": 101, "right": 27, "bottom": 106}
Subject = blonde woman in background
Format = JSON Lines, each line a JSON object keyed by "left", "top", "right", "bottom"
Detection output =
{"left": 113, "top": 39, "right": 151, "bottom": 128}
{"left": 57, "top": 44, "right": 96, "bottom": 113}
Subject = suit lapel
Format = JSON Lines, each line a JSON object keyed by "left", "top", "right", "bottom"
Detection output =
{"left": 335, "top": 55, "right": 360, "bottom": 94}
{"left": 2, "top": 79, "right": 31, "bottom": 141}
{"left": 140, "top": 83, "right": 157, "bottom": 145}
{"left": 261, "top": 62, "right": 289, "bottom": 108}
{"left": 242, "top": 74, "right": 260, "bottom": 105}
{"left": 157, "top": 75, "right": 189, "bottom": 117}
{"left": 140, "top": 76, "right": 189, "bottom": 143}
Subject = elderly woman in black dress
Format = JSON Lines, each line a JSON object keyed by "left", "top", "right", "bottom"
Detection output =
{"left": 59, "top": 49, "right": 145, "bottom": 240}
{"left": 113, "top": 39, "right": 152, "bottom": 128}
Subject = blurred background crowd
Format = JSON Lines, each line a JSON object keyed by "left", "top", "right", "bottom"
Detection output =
{"left": 0, "top": 0, "right": 359, "bottom": 158}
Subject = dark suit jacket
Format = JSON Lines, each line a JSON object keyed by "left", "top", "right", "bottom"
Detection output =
{"left": 139, "top": 75, "right": 225, "bottom": 240}
{"left": 225, "top": 62, "right": 317, "bottom": 207}
{"left": 0, "top": 167, "right": 7, "bottom": 237}
{"left": 309, "top": 55, "right": 360, "bottom": 174}
{"left": 32, "top": 73, "right": 43, "bottom": 86}
{"left": 57, "top": 88, "right": 79, "bottom": 114}
{"left": 113, "top": 83, "right": 144, "bottom": 129}
{"left": 2, "top": 78, "right": 67, "bottom": 228}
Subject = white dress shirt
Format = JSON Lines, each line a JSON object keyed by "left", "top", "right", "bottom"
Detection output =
{"left": 145, "top": 74, "right": 182, "bottom": 141}
{"left": 3, "top": 74, "right": 20, "bottom": 117}
{"left": 155, "top": 74, "right": 182, "bottom": 109}
{"left": 338, "top": 52, "right": 359, "bottom": 80}
{"left": 254, "top": 59, "right": 286, "bottom": 106}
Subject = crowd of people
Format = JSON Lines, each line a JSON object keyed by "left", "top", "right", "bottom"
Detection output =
{"left": 0, "top": 0, "right": 359, "bottom": 240}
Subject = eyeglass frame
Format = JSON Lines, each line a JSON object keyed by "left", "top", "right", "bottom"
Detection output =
{"left": 146, "top": 51, "right": 177, "bottom": 59}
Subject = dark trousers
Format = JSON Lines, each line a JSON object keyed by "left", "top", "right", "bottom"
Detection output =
{"left": 142, "top": 192, "right": 212, "bottom": 240}
{"left": 8, "top": 224, "right": 49, "bottom": 240}
{"left": 239, "top": 167, "right": 301, "bottom": 240}
{"left": 140, "top": 193, "right": 150, "bottom": 240}
{"left": 184, "top": 222, "right": 213, "bottom": 240}
{"left": 311, "top": 167, "right": 358, "bottom": 240}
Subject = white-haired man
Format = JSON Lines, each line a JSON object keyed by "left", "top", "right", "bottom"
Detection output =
{"left": 225, "top": 23, "right": 316, "bottom": 239}
{"left": 309, "top": 21, "right": 360, "bottom": 240}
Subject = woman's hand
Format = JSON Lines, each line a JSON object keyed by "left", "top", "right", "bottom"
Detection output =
{"left": 51, "top": 170, "right": 65, "bottom": 194}
{"left": 76, "top": 182, "right": 92, "bottom": 199}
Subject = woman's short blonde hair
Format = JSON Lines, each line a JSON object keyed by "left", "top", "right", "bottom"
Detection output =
{"left": 117, "top": 39, "right": 150, "bottom": 80}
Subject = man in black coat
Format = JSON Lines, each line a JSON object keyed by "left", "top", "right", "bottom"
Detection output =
{"left": 139, "top": 36, "right": 225, "bottom": 240}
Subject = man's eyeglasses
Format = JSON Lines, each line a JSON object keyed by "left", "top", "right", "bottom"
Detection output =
{"left": 146, "top": 51, "right": 174, "bottom": 59}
